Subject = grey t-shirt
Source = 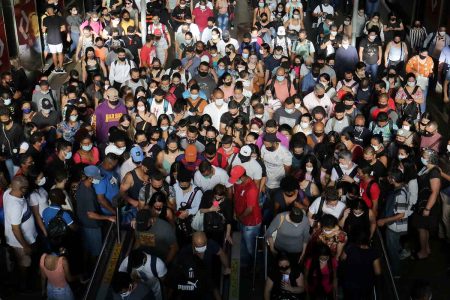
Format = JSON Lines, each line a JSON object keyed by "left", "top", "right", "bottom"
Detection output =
{"left": 66, "top": 15, "right": 82, "bottom": 34}
{"left": 273, "top": 107, "right": 301, "bottom": 128}
{"left": 136, "top": 218, "right": 177, "bottom": 262}
{"left": 265, "top": 212, "right": 310, "bottom": 253}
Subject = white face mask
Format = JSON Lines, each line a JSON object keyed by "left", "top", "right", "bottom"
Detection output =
{"left": 195, "top": 245, "right": 207, "bottom": 253}
{"left": 439, "top": 31, "right": 446, "bottom": 36}
{"left": 342, "top": 43, "right": 349, "bottom": 49}
{"left": 37, "top": 177, "right": 46, "bottom": 186}
{"left": 255, "top": 114, "right": 264, "bottom": 119}
{"left": 92, "top": 178, "right": 100, "bottom": 185}
{"left": 137, "top": 106, "right": 145, "bottom": 112}
{"left": 300, "top": 122, "right": 309, "bottom": 129}
{"left": 295, "top": 103, "right": 301, "bottom": 109}
{"left": 330, "top": 31, "right": 337, "bottom": 36}
{"left": 215, "top": 98, "right": 224, "bottom": 106}
{"left": 398, "top": 154, "right": 407, "bottom": 160}
{"left": 323, "top": 229, "right": 333, "bottom": 235}
{"left": 421, "top": 158, "right": 428, "bottom": 166}
{"left": 339, "top": 163, "right": 348, "bottom": 170}
{"left": 371, "top": 144, "right": 380, "bottom": 151}
{"left": 447, "top": 145, "right": 450, "bottom": 153}
{"left": 200, "top": 5, "right": 206, "bottom": 9}
{"left": 402, "top": 125, "right": 410, "bottom": 131}
{"left": 306, "top": 166, "right": 314, "bottom": 173}
{"left": 3, "top": 98, "right": 11, "bottom": 106}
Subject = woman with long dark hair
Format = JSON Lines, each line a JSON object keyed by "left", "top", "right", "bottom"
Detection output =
{"left": 304, "top": 243, "right": 337, "bottom": 300}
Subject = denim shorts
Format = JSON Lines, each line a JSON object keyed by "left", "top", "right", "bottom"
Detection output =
{"left": 47, "top": 282, "right": 75, "bottom": 300}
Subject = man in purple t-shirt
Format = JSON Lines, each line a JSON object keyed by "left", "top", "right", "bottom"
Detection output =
{"left": 93, "top": 88, "right": 127, "bottom": 144}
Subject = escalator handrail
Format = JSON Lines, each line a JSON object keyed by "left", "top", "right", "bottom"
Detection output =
{"left": 83, "top": 221, "right": 115, "bottom": 300}
{"left": 375, "top": 228, "right": 400, "bottom": 300}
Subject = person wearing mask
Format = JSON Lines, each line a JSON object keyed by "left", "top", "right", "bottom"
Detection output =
{"left": 3, "top": 176, "right": 37, "bottom": 290}
{"left": 377, "top": 169, "right": 411, "bottom": 278}
{"left": 357, "top": 163, "right": 380, "bottom": 216}
{"left": 303, "top": 83, "right": 333, "bottom": 116}
{"left": 264, "top": 254, "right": 305, "bottom": 300}
{"left": 94, "top": 153, "right": 120, "bottom": 216}
{"left": 32, "top": 80, "right": 59, "bottom": 112}
{"left": 92, "top": 88, "right": 127, "bottom": 145}
{"left": 419, "top": 121, "right": 441, "bottom": 152}
{"left": 111, "top": 272, "right": 154, "bottom": 300}
{"left": 109, "top": 48, "right": 136, "bottom": 90}
{"left": 359, "top": 29, "right": 382, "bottom": 79}
{"left": 229, "top": 166, "right": 262, "bottom": 268}
{"left": 193, "top": 62, "right": 217, "bottom": 98}
{"left": 335, "top": 35, "right": 359, "bottom": 79}
{"left": 42, "top": 5, "right": 66, "bottom": 73}
{"left": 325, "top": 103, "right": 350, "bottom": 134}
{"left": 76, "top": 166, "right": 115, "bottom": 273}
{"left": 0, "top": 107, "right": 23, "bottom": 179}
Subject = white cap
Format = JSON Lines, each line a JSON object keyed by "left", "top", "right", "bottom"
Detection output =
{"left": 277, "top": 26, "right": 286, "bottom": 36}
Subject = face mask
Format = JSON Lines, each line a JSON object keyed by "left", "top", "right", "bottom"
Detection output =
{"left": 295, "top": 103, "right": 301, "bottom": 109}
{"left": 273, "top": 54, "right": 282, "bottom": 60}
{"left": 82, "top": 144, "right": 93, "bottom": 151}
{"left": 3, "top": 99, "right": 11, "bottom": 106}
{"left": 342, "top": 43, "right": 349, "bottom": 49}
{"left": 322, "top": 229, "right": 333, "bottom": 235}
{"left": 276, "top": 75, "right": 285, "bottom": 82}
{"left": 371, "top": 144, "right": 380, "bottom": 151}
{"left": 37, "top": 177, "right": 46, "bottom": 186}
{"left": 215, "top": 98, "right": 224, "bottom": 106}
{"left": 285, "top": 108, "right": 294, "bottom": 114}
{"left": 368, "top": 36, "right": 376, "bottom": 42}
{"left": 242, "top": 53, "right": 249, "bottom": 59}
{"left": 69, "top": 115, "right": 78, "bottom": 122}
{"left": 191, "top": 94, "right": 199, "bottom": 100}
{"left": 419, "top": 54, "right": 427, "bottom": 60}
{"left": 200, "top": 5, "right": 206, "bottom": 9}
{"left": 306, "top": 166, "right": 314, "bottom": 173}
{"left": 259, "top": 2, "right": 264, "bottom": 7}
{"left": 344, "top": 20, "right": 350, "bottom": 25}
{"left": 178, "top": 131, "right": 186, "bottom": 138}
{"left": 235, "top": 179, "right": 242, "bottom": 184}
{"left": 447, "top": 145, "right": 450, "bottom": 152}
{"left": 330, "top": 31, "right": 337, "bottom": 36}
{"left": 118, "top": 57, "right": 126, "bottom": 62}
{"left": 92, "top": 178, "right": 100, "bottom": 185}
{"left": 339, "top": 163, "right": 348, "bottom": 170}
{"left": 180, "top": 4, "right": 186, "bottom": 8}
{"left": 137, "top": 105, "right": 146, "bottom": 112}
{"left": 23, "top": 108, "right": 31, "bottom": 114}
{"left": 361, "top": 88, "right": 369, "bottom": 92}
{"left": 421, "top": 158, "right": 428, "bottom": 166}
{"left": 293, "top": 14, "right": 300, "bottom": 19}
{"left": 402, "top": 125, "right": 410, "bottom": 131}
{"left": 398, "top": 154, "right": 407, "bottom": 160}
{"left": 353, "top": 211, "right": 364, "bottom": 217}
{"left": 212, "top": 34, "right": 219, "bottom": 39}
{"left": 259, "top": 49, "right": 264, "bottom": 55}
{"left": 112, "top": 19, "right": 120, "bottom": 25}
{"left": 407, "top": 81, "right": 415, "bottom": 87}
{"left": 265, "top": 146, "right": 275, "bottom": 152}
{"left": 300, "top": 122, "right": 309, "bottom": 129}
{"left": 255, "top": 114, "right": 264, "bottom": 119}
{"left": 439, "top": 31, "right": 446, "bottom": 36}
{"left": 65, "top": 152, "right": 72, "bottom": 160}
{"left": 160, "top": 126, "right": 169, "bottom": 131}
{"left": 109, "top": 99, "right": 119, "bottom": 106}
{"left": 92, "top": 18, "right": 99, "bottom": 22}
{"left": 180, "top": 184, "right": 191, "bottom": 190}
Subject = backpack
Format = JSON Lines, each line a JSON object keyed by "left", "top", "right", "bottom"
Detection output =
{"left": 269, "top": 75, "right": 293, "bottom": 99}
{"left": 165, "top": 85, "right": 178, "bottom": 106}
{"left": 274, "top": 36, "right": 290, "bottom": 56}
{"left": 203, "top": 211, "right": 225, "bottom": 233}
{"left": 335, "top": 165, "right": 358, "bottom": 182}
{"left": 370, "top": 118, "right": 394, "bottom": 134}
{"left": 127, "top": 252, "right": 159, "bottom": 279}
{"left": 148, "top": 97, "right": 169, "bottom": 114}
{"left": 114, "top": 58, "right": 132, "bottom": 67}
{"left": 47, "top": 209, "right": 68, "bottom": 240}
{"left": 187, "top": 99, "right": 204, "bottom": 113}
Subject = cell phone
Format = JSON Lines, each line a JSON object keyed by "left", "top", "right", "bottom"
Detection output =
{"left": 282, "top": 274, "right": 289, "bottom": 282}
{"left": 213, "top": 200, "right": 220, "bottom": 207}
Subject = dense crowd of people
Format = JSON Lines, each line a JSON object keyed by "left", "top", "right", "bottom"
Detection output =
{"left": 0, "top": 0, "right": 448, "bottom": 299}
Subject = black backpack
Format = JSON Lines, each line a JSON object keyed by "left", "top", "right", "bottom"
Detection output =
{"left": 47, "top": 209, "right": 68, "bottom": 239}
{"left": 203, "top": 211, "right": 225, "bottom": 233}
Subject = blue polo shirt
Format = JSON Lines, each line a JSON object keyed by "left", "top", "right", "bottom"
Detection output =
{"left": 94, "top": 166, "right": 120, "bottom": 215}
{"left": 42, "top": 205, "right": 74, "bottom": 228}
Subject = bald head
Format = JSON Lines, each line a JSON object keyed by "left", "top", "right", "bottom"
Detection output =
{"left": 192, "top": 231, "right": 207, "bottom": 248}
{"left": 313, "top": 121, "right": 325, "bottom": 131}
{"left": 105, "top": 88, "right": 119, "bottom": 100}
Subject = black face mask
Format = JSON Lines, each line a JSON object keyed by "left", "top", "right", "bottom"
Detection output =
{"left": 118, "top": 57, "right": 126, "bottom": 61}
{"left": 109, "top": 100, "right": 119, "bottom": 106}
{"left": 224, "top": 81, "right": 232, "bottom": 86}
{"left": 138, "top": 141, "right": 148, "bottom": 148}
{"left": 344, "top": 78, "right": 352, "bottom": 82}
{"left": 265, "top": 146, "right": 275, "bottom": 152}
{"left": 344, "top": 104, "right": 353, "bottom": 110}
{"left": 195, "top": 49, "right": 203, "bottom": 55}
{"left": 388, "top": 73, "right": 396, "bottom": 78}
{"left": 78, "top": 106, "right": 87, "bottom": 114}
{"left": 312, "top": 72, "right": 320, "bottom": 78}
{"left": 198, "top": 70, "right": 208, "bottom": 77}
{"left": 131, "top": 78, "right": 140, "bottom": 83}
{"left": 316, "top": 94, "right": 324, "bottom": 99}
{"left": 419, "top": 54, "right": 427, "bottom": 60}
{"left": 206, "top": 137, "right": 216, "bottom": 143}
{"left": 379, "top": 103, "right": 387, "bottom": 108}
{"left": 180, "top": 185, "right": 190, "bottom": 190}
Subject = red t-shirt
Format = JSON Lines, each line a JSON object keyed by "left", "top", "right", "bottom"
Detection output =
{"left": 371, "top": 98, "right": 396, "bottom": 120}
{"left": 351, "top": 144, "right": 363, "bottom": 163}
{"left": 73, "top": 147, "right": 100, "bottom": 165}
{"left": 234, "top": 178, "right": 262, "bottom": 226}
{"left": 192, "top": 8, "right": 214, "bottom": 31}
{"left": 216, "top": 147, "right": 239, "bottom": 162}
{"left": 359, "top": 179, "right": 380, "bottom": 209}
{"left": 140, "top": 44, "right": 156, "bottom": 67}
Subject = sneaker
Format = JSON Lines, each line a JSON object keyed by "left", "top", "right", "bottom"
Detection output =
{"left": 63, "top": 56, "right": 73, "bottom": 65}
{"left": 399, "top": 248, "right": 411, "bottom": 260}
{"left": 57, "top": 68, "right": 66, "bottom": 73}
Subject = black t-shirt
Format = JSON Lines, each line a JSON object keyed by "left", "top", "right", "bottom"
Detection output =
{"left": 342, "top": 244, "right": 380, "bottom": 290}
{"left": 219, "top": 112, "right": 249, "bottom": 127}
{"left": 43, "top": 15, "right": 64, "bottom": 45}
{"left": 171, "top": 6, "right": 192, "bottom": 22}
{"left": 359, "top": 38, "right": 381, "bottom": 65}
{"left": 268, "top": 268, "right": 303, "bottom": 299}
{"left": 123, "top": 35, "right": 143, "bottom": 58}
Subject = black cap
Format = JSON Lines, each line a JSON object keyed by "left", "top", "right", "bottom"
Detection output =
{"left": 335, "top": 102, "right": 346, "bottom": 113}
{"left": 263, "top": 133, "right": 280, "bottom": 143}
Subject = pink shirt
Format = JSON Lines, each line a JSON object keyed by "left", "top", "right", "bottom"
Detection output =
{"left": 80, "top": 20, "right": 103, "bottom": 36}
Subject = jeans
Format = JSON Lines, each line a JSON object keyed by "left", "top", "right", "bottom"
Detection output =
{"left": 217, "top": 13, "right": 229, "bottom": 31}
{"left": 47, "top": 283, "right": 75, "bottom": 300}
{"left": 386, "top": 228, "right": 405, "bottom": 276}
{"left": 365, "top": 0, "right": 379, "bottom": 17}
{"left": 421, "top": 85, "right": 429, "bottom": 113}
{"left": 240, "top": 223, "right": 261, "bottom": 266}
{"left": 5, "top": 158, "right": 18, "bottom": 180}
{"left": 69, "top": 32, "right": 80, "bottom": 55}
{"left": 365, "top": 63, "right": 379, "bottom": 79}
{"left": 81, "top": 227, "right": 102, "bottom": 257}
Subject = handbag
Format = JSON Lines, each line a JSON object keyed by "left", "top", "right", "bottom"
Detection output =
{"left": 176, "top": 187, "right": 200, "bottom": 238}
{"left": 191, "top": 211, "right": 204, "bottom": 232}
{"left": 271, "top": 214, "right": 286, "bottom": 243}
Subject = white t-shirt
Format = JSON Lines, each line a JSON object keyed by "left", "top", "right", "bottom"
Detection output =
{"left": 194, "top": 166, "right": 233, "bottom": 192}
{"left": 149, "top": 100, "right": 173, "bottom": 119}
{"left": 261, "top": 144, "right": 293, "bottom": 189}
{"left": 120, "top": 158, "right": 138, "bottom": 181}
{"left": 231, "top": 157, "right": 263, "bottom": 181}
{"left": 203, "top": 102, "right": 228, "bottom": 130}
{"left": 173, "top": 183, "right": 203, "bottom": 215}
{"left": 330, "top": 164, "right": 359, "bottom": 183}
{"left": 303, "top": 91, "right": 333, "bottom": 116}
{"left": 28, "top": 188, "right": 49, "bottom": 216}
{"left": 313, "top": 4, "right": 334, "bottom": 24}
{"left": 4, "top": 189, "right": 37, "bottom": 248}
{"left": 308, "top": 196, "right": 346, "bottom": 220}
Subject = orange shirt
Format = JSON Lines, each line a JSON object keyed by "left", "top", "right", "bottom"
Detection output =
{"left": 94, "top": 47, "right": 108, "bottom": 62}
{"left": 406, "top": 55, "right": 434, "bottom": 77}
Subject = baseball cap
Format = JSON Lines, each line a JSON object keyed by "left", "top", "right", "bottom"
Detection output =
{"left": 84, "top": 165, "right": 103, "bottom": 180}
{"left": 263, "top": 133, "right": 280, "bottom": 143}
{"left": 229, "top": 165, "right": 246, "bottom": 184}
{"left": 130, "top": 146, "right": 144, "bottom": 163}
{"left": 239, "top": 145, "right": 252, "bottom": 157}
{"left": 185, "top": 144, "right": 197, "bottom": 163}
{"left": 41, "top": 98, "right": 53, "bottom": 110}
{"left": 277, "top": 26, "right": 286, "bottom": 36}
{"left": 334, "top": 102, "right": 346, "bottom": 113}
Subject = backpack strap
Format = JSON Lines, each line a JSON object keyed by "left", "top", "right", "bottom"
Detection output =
{"left": 335, "top": 164, "right": 344, "bottom": 179}
{"left": 144, "top": 184, "right": 151, "bottom": 205}
{"left": 48, "top": 89, "right": 58, "bottom": 111}
{"left": 150, "top": 255, "right": 159, "bottom": 279}
{"left": 185, "top": 187, "right": 200, "bottom": 209}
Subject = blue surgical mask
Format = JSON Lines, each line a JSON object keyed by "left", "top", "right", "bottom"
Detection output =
{"left": 277, "top": 75, "right": 285, "bottom": 82}
{"left": 421, "top": 158, "right": 428, "bottom": 166}
{"left": 65, "top": 151, "right": 72, "bottom": 160}
{"left": 242, "top": 53, "right": 249, "bottom": 59}
{"left": 191, "top": 94, "right": 199, "bottom": 100}
{"left": 92, "top": 178, "right": 100, "bottom": 185}
{"left": 217, "top": 69, "right": 226, "bottom": 77}
{"left": 82, "top": 144, "right": 93, "bottom": 151}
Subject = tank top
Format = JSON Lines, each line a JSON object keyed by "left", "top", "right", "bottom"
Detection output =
{"left": 344, "top": 212, "right": 371, "bottom": 242}
{"left": 81, "top": 35, "right": 95, "bottom": 55}
{"left": 40, "top": 254, "right": 68, "bottom": 288}
{"left": 288, "top": 22, "right": 302, "bottom": 32}
{"left": 85, "top": 58, "right": 100, "bottom": 75}
{"left": 129, "top": 169, "right": 144, "bottom": 200}
{"left": 388, "top": 42, "right": 404, "bottom": 61}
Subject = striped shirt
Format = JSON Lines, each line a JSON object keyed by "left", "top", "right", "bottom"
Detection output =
{"left": 409, "top": 27, "right": 427, "bottom": 51}
{"left": 388, "top": 187, "right": 409, "bottom": 233}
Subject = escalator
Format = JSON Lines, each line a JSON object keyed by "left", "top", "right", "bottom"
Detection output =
{"left": 83, "top": 224, "right": 233, "bottom": 300}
